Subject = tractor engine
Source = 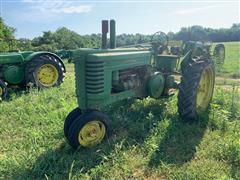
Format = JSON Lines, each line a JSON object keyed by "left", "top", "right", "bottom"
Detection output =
{"left": 112, "top": 66, "right": 149, "bottom": 93}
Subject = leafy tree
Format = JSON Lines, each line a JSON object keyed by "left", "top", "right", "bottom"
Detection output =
{"left": 29, "top": 27, "right": 101, "bottom": 51}
{"left": 16, "top": 38, "right": 32, "bottom": 51}
{"left": 175, "top": 26, "right": 207, "bottom": 41}
{"left": 5, "top": 18, "right": 238, "bottom": 52}
{"left": 175, "top": 23, "right": 240, "bottom": 42}
{"left": 0, "top": 17, "right": 16, "bottom": 52}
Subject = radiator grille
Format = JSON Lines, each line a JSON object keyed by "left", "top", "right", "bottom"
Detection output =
{"left": 86, "top": 60, "right": 104, "bottom": 94}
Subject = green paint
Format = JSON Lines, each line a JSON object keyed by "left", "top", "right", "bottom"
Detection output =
{"left": 101, "top": 20, "right": 108, "bottom": 49}
{"left": 71, "top": 20, "right": 222, "bottom": 117}
{"left": 156, "top": 55, "right": 178, "bottom": 72}
{"left": 73, "top": 48, "right": 152, "bottom": 111}
{"left": 147, "top": 73, "right": 165, "bottom": 98}
{"left": 0, "top": 51, "right": 64, "bottom": 86}
{"left": 3, "top": 65, "right": 24, "bottom": 84}
{"left": 55, "top": 50, "right": 73, "bottom": 59}
{"left": 72, "top": 43, "right": 209, "bottom": 112}
{"left": 0, "top": 53, "right": 24, "bottom": 64}
{"left": 110, "top": 19, "right": 116, "bottom": 49}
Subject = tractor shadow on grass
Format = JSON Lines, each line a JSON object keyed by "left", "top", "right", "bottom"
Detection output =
{"left": 2, "top": 88, "right": 27, "bottom": 102}
{"left": 18, "top": 98, "right": 209, "bottom": 178}
{"left": 147, "top": 113, "right": 210, "bottom": 168}
{"left": 17, "top": 131, "right": 119, "bottom": 179}
{"left": 19, "top": 141, "right": 118, "bottom": 179}
{"left": 18, "top": 98, "right": 169, "bottom": 178}
{"left": 2, "top": 87, "right": 37, "bottom": 103}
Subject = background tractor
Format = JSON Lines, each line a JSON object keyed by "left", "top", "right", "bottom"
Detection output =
{"left": 64, "top": 20, "right": 223, "bottom": 149}
{"left": 0, "top": 51, "right": 66, "bottom": 100}
{"left": 169, "top": 40, "right": 225, "bottom": 68}
{"left": 55, "top": 49, "right": 74, "bottom": 63}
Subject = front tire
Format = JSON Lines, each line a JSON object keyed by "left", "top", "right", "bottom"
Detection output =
{"left": 178, "top": 57, "right": 215, "bottom": 121}
{"left": 64, "top": 107, "right": 82, "bottom": 140}
{"left": 67, "top": 111, "right": 109, "bottom": 149}
{"left": 25, "top": 54, "right": 65, "bottom": 88}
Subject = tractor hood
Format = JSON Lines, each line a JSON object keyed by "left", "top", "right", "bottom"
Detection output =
{"left": 0, "top": 51, "right": 63, "bottom": 65}
{"left": 0, "top": 51, "right": 34, "bottom": 64}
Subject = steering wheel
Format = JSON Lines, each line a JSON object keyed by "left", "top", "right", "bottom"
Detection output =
{"left": 151, "top": 31, "right": 169, "bottom": 47}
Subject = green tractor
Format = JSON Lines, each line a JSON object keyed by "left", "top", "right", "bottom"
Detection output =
{"left": 170, "top": 40, "right": 225, "bottom": 67}
{"left": 0, "top": 51, "right": 66, "bottom": 100}
{"left": 212, "top": 43, "right": 225, "bottom": 66}
{"left": 55, "top": 49, "right": 73, "bottom": 63}
{"left": 64, "top": 20, "right": 221, "bottom": 149}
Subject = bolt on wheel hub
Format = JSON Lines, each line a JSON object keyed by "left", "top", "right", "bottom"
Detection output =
{"left": 37, "top": 64, "right": 59, "bottom": 86}
{"left": 78, "top": 120, "right": 106, "bottom": 147}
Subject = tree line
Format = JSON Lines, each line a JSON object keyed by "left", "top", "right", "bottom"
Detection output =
{"left": 0, "top": 17, "right": 239, "bottom": 52}
{"left": 0, "top": 18, "right": 16, "bottom": 52}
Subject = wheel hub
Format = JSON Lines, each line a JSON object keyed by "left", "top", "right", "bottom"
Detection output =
{"left": 78, "top": 120, "right": 106, "bottom": 147}
{"left": 196, "top": 66, "right": 214, "bottom": 113}
{"left": 37, "top": 64, "right": 59, "bottom": 87}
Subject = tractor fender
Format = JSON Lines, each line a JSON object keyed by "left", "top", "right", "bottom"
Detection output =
{"left": 25, "top": 52, "right": 66, "bottom": 73}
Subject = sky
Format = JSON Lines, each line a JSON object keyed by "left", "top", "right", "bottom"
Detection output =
{"left": 1, "top": 0, "right": 240, "bottom": 39}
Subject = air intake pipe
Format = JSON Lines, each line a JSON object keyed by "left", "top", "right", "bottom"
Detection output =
{"left": 101, "top": 20, "right": 108, "bottom": 49}
{"left": 101, "top": 19, "right": 116, "bottom": 49}
{"left": 110, "top": 19, "right": 116, "bottom": 49}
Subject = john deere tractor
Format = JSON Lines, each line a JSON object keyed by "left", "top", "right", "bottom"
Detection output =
{"left": 170, "top": 40, "right": 225, "bottom": 67}
{"left": 0, "top": 51, "right": 66, "bottom": 100}
{"left": 64, "top": 20, "right": 221, "bottom": 149}
{"left": 55, "top": 49, "right": 73, "bottom": 63}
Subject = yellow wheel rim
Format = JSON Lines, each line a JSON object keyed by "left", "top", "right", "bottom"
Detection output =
{"left": 78, "top": 120, "right": 106, "bottom": 147}
{"left": 0, "top": 87, "right": 3, "bottom": 97}
{"left": 196, "top": 65, "right": 214, "bottom": 113}
{"left": 37, "top": 64, "right": 59, "bottom": 87}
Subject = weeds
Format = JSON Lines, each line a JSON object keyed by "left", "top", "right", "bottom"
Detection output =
{"left": 0, "top": 42, "right": 239, "bottom": 179}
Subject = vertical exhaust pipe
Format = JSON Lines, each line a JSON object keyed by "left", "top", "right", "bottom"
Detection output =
{"left": 102, "top": 20, "right": 108, "bottom": 49}
{"left": 110, "top": 19, "right": 116, "bottom": 49}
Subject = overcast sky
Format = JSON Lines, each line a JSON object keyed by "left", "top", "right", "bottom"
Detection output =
{"left": 1, "top": 0, "right": 239, "bottom": 39}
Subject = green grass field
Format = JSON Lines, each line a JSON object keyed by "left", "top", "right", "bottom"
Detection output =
{"left": 215, "top": 42, "right": 240, "bottom": 78}
{"left": 0, "top": 42, "right": 239, "bottom": 179}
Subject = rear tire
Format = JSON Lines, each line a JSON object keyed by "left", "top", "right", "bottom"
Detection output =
{"left": 178, "top": 57, "right": 215, "bottom": 121}
{"left": 213, "top": 44, "right": 225, "bottom": 65}
{"left": 25, "top": 54, "right": 65, "bottom": 88}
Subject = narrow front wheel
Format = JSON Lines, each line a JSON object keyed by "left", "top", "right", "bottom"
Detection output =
{"left": 67, "top": 111, "right": 109, "bottom": 149}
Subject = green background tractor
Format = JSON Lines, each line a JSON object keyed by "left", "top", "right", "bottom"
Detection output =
{"left": 169, "top": 40, "right": 225, "bottom": 67}
{"left": 0, "top": 51, "right": 66, "bottom": 100}
{"left": 64, "top": 20, "right": 221, "bottom": 149}
{"left": 55, "top": 49, "right": 73, "bottom": 63}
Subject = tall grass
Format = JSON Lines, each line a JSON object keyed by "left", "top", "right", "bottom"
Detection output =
{"left": 0, "top": 73, "right": 239, "bottom": 179}
{"left": 215, "top": 42, "right": 240, "bottom": 78}
{"left": 0, "top": 42, "right": 239, "bottom": 179}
